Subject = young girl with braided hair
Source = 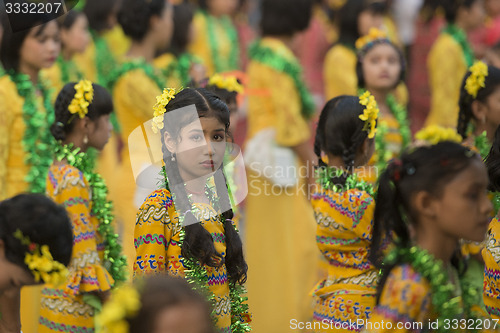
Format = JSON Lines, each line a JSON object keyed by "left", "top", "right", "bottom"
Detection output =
{"left": 311, "top": 93, "right": 378, "bottom": 332}
{"left": 39, "top": 81, "right": 127, "bottom": 332}
{"left": 364, "top": 142, "right": 493, "bottom": 332}
{"left": 133, "top": 87, "right": 250, "bottom": 332}
{"left": 457, "top": 61, "right": 500, "bottom": 158}
{"left": 356, "top": 28, "right": 410, "bottom": 176}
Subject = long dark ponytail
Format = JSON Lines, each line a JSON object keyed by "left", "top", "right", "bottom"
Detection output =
{"left": 370, "top": 142, "right": 479, "bottom": 302}
{"left": 160, "top": 88, "right": 247, "bottom": 285}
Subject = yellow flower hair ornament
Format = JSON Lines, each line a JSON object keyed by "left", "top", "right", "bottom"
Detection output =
{"left": 152, "top": 88, "right": 180, "bottom": 134}
{"left": 465, "top": 61, "right": 488, "bottom": 98}
{"left": 68, "top": 79, "right": 94, "bottom": 120}
{"left": 355, "top": 28, "right": 389, "bottom": 51}
{"left": 359, "top": 91, "right": 379, "bottom": 139}
{"left": 13, "top": 229, "right": 68, "bottom": 286}
{"left": 415, "top": 125, "right": 463, "bottom": 145}
{"left": 208, "top": 74, "right": 244, "bottom": 94}
{"left": 97, "top": 284, "right": 141, "bottom": 333}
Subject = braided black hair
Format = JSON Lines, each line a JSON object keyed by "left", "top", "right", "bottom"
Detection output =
{"left": 0, "top": 194, "right": 73, "bottom": 275}
{"left": 486, "top": 125, "right": 500, "bottom": 192}
{"left": 118, "top": 0, "right": 167, "bottom": 42}
{"left": 160, "top": 88, "right": 247, "bottom": 285}
{"left": 314, "top": 95, "right": 372, "bottom": 185}
{"left": 51, "top": 82, "right": 113, "bottom": 141}
{"left": 370, "top": 142, "right": 479, "bottom": 302}
{"left": 457, "top": 65, "right": 500, "bottom": 139}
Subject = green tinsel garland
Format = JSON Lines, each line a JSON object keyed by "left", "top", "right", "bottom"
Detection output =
{"left": 57, "top": 55, "right": 83, "bottom": 85}
{"left": 386, "top": 93, "right": 411, "bottom": 149}
{"left": 107, "top": 59, "right": 164, "bottom": 92}
{"left": 384, "top": 246, "right": 482, "bottom": 333}
{"left": 161, "top": 167, "right": 251, "bottom": 332}
{"left": 474, "top": 130, "right": 491, "bottom": 161}
{"left": 92, "top": 30, "right": 117, "bottom": 89}
{"left": 9, "top": 71, "right": 55, "bottom": 194}
{"left": 443, "top": 24, "right": 475, "bottom": 68}
{"left": 249, "top": 40, "right": 315, "bottom": 119}
{"left": 317, "top": 166, "right": 375, "bottom": 196}
{"left": 161, "top": 53, "right": 199, "bottom": 87}
{"left": 54, "top": 144, "right": 128, "bottom": 285}
{"left": 203, "top": 10, "right": 239, "bottom": 73}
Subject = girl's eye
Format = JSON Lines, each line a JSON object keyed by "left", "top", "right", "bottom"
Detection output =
{"left": 190, "top": 135, "right": 202, "bottom": 142}
{"left": 213, "top": 134, "right": 225, "bottom": 141}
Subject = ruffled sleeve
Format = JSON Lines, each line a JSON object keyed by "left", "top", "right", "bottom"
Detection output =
{"left": 133, "top": 189, "right": 178, "bottom": 277}
{"left": 323, "top": 45, "right": 358, "bottom": 100}
{"left": 362, "top": 264, "right": 432, "bottom": 333}
{"left": 425, "top": 34, "right": 467, "bottom": 128}
{"left": 48, "top": 165, "right": 114, "bottom": 295}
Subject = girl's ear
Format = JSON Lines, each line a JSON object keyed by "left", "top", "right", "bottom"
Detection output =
{"left": 163, "top": 131, "right": 177, "bottom": 154}
{"left": 412, "top": 190, "right": 439, "bottom": 220}
{"left": 471, "top": 100, "right": 487, "bottom": 124}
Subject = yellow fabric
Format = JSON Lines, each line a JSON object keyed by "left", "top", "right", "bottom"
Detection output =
{"left": 245, "top": 37, "right": 319, "bottom": 333}
{"left": 310, "top": 188, "right": 377, "bottom": 332}
{"left": 483, "top": 217, "right": 500, "bottom": 319}
{"left": 40, "top": 164, "right": 114, "bottom": 332}
{"left": 0, "top": 75, "right": 27, "bottom": 201}
{"left": 41, "top": 59, "right": 83, "bottom": 96}
{"left": 362, "top": 264, "right": 432, "bottom": 333}
{"left": 133, "top": 188, "right": 251, "bottom": 330}
{"left": 102, "top": 25, "right": 131, "bottom": 59}
{"left": 324, "top": 45, "right": 358, "bottom": 100}
{"left": 73, "top": 40, "right": 97, "bottom": 83}
{"left": 426, "top": 33, "right": 468, "bottom": 128}
{"left": 153, "top": 53, "right": 182, "bottom": 89}
{"left": 112, "top": 69, "right": 162, "bottom": 276}
{"left": 188, "top": 12, "right": 236, "bottom": 76}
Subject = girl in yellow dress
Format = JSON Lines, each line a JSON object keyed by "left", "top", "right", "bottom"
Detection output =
{"left": 458, "top": 61, "right": 500, "bottom": 157}
{"left": 111, "top": 0, "right": 173, "bottom": 273}
{"left": 154, "top": 2, "right": 206, "bottom": 89}
{"left": 42, "top": 10, "right": 90, "bottom": 94}
{"left": 39, "top": 81, "right": 127, "bottom": 332}
{"left": 324, "top": 0, "right": 385, "bottom": 100}
{"left": 98, "top": 276, "right": 215, "bottom": 333}
{"left": 483, "top": 125, "right": 500, "bottom": 319}
{"left": 245, "top": 1, "right": 320, "bottom": 332}
{"left": 311, "top": 93, "right": 378, "bottom": 332}
{"left": 0, "top": 11, "right": 60, "bottom": 331}
{"left": 426, "top": 0, "right": 485, "bottom": 128}
{"left": 356, "top": 28, "right": 410, "bottom": 179}
{"left": 364, "top": 142, "right": 493, "bottom": 332}
{"left": 133, "top": 87, "right": 251, "bottom": 332}
{"left": 75, "top": 0, "right": 122, "bottom": 86}
{"left": 0, "top": 193, "right": 72, "bottom": 333}
{"left": 188, "top": 0, "right": 239, "bottom": 75}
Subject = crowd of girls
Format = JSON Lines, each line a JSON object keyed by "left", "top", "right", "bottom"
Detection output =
{"left": 6, "top": 0, "right": 500, "bottom": 333}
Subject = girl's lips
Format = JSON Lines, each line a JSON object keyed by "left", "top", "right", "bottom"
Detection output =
{"left": 200, "top": 160, "right": 215, "bottom": 168}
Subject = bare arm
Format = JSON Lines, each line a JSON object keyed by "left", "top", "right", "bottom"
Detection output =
{"left": 0, "top": 288, "right": 21, "bottom": 333}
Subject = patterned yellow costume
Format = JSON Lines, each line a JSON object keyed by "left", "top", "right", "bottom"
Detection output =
{"left": 0, "top": 74, "right": 53, "bottom": 332}
{"left": 39, "top": 164, "right": 114, "bottom": 332}
{"left": 311, "top": 188, "right": 377, "bottom": 332}
{"left": 362, "top": 264, "right": 432, "bottom": 333}
{"left": 112, "top": 66, "right": 163, "bottom": 275}
{"left": 483, "top": 217, "right": 500, "bottom": 319}
{"left": 426, "top": 33, "right": 470, "bottom": 128}
{"left": 134, "top": 188, "right": 251, "bottom": 332}
{"left": 245, "top": 37, "right": 319, "bottom": 333}
{"left": 188, "top": 11, "right": 239, "bottom": 76}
